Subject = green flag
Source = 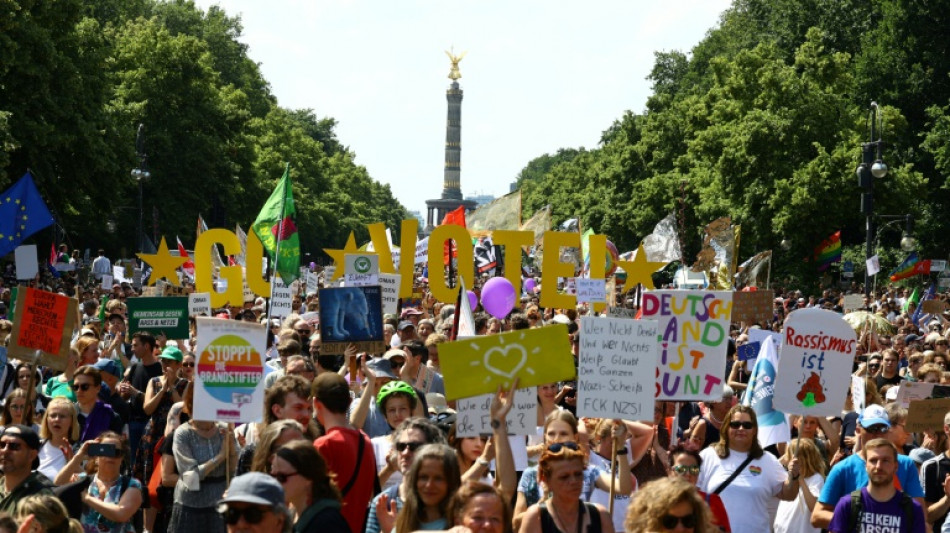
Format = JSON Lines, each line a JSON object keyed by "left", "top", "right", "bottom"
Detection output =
{"left": 903, "top": 287, "right": 919, "bottom": 312}
{"left": 251, "top": 164, "right": 300, "bottom": 284}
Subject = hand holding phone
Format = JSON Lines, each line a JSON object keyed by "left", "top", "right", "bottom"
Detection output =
{"left": 87, "top": 443, "right": 117, "bottom": 458}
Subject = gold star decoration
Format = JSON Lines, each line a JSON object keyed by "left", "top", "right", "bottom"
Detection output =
{"left": 137, "top": 237, "right": 188, "bottom": 286}
{"left": 322, "top": 232, "right": 360, "bottom": 281}
{"left": 615, "top": 243, "right": 668, "bottom": 290}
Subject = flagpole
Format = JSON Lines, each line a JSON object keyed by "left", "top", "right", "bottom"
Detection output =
{"left": 265, "top": 164, "right": 289, "bottom": 329}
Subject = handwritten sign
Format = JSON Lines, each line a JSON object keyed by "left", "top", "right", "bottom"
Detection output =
{"left": 577, "top": 317, "right": 657, "bottom": 420}
{"left": 907, "top": 398, "right": 950, "bottom": 432}
{"left": 414, "top": 237, "right": 429, "bottom": 264}
{"left": 607, "top": 307, "right": 636, "bottom": 319}
{"left": 440, "top": 325, "right": 575, "bottom": 401}
{"left": 126, "top": 296, "right": 190, "bottom": 339}
{"left": 318, "top": 286, "right": 385, "bottom": 355}
{"left": 270, "top": 277, "right": 294, "bottom": 318}
{"left": 189, "top": 292, "right": 212, "bottom": 317}
{"left": 344, "top": 253, "right": 379, "bottom": 286}
{"left": 731, "top": 290, "right": 774, "bottom": 325}
{"left": 843, "top": 294, "right": 864, "bottom": 312}
{"left": 852, "top": 376, "right": 866, "bottom": 414}
{"left": 306, "top": 271, "right": 320, "bottom": 293}
{"left": 14, "top": 245, "right": 38, "bottom": 280}
{"left": 101, "top": 274, "right": 113, "bottom": 291}
{"left": 641, "top": 290, "right": 732, "bottom": 401}
{"left": 8, "top": 288, "right": 77, "bottom": 370}
{"left": 773, "top": 308, "right": 856, "bottom": 416}
{"left": 894, "top": 381, "right": 950, "bottom": 409}
{"left": 455, "top": 387, "right": 537, "bottom": 437}
{"left": 576, "top": 279, "right": 606, "bottom": 304}
{"left": 379, "top": 273, "right": 401, "bottom": 316}
{"left": 194, "top": 317, "right": 266, "bottom": 423}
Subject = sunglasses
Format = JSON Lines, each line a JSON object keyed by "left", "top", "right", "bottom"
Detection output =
{"left": 295, "top": 329, "right": 312, "bottom": 336}
{"left": 394, "top": 441, "right": 425, "bottom": 453}
{"left": 0, "top": 440, "right": 22, "bottom": 451}
{"left": 728, "top": 421, "right": 754, "bottom": 430}
{"left": 865, "top": 425, "right": 890, "bottom": 434}
{"left": 868, "top": 364, "right": 880, "bottom": 370}
{"left": 671, "top": 465, "right": 700, "bottom": 476}
{"left": 547, "top": 442, "right": 580, "bottom": 453}
{"left": 660, "top": 513, "right": 697, "bottom": 530}
{"left": 71, "top": 383, "right": 95, "bottom": 392}
{"left": 182, "top": 362, "right": 195, "bottom": 368}
{"left": 219, "top": 505, "right": 270, "bottom": 525}
{"left": 271, "top": 472, "right": 299, "bottom": 484}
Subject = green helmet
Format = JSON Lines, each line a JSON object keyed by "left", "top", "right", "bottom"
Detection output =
{"left": 377, "top": 380, "right": 418, "bottom": 408}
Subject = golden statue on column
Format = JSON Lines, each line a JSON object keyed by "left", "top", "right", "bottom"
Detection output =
{"left": 446, "top": 48, "right": 467, "bottom": 81}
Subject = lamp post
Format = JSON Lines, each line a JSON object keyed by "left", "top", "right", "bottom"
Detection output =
{"left": 857, "top": 102, "right": 888, "bottom": 298}
{"left": 131, "top": 124, "right": 150, "bottom": 253}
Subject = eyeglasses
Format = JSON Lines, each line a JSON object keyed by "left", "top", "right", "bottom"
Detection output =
{"left": 547, "top": 442, "right": 580, "bottom": 453}
{"left": 182, "top": 362, "right": 195, "bottom": 368}
{"left": 671, "top": 465, "right": 700, "bottom": 476}
{"left": 728, "top": 421, "right": 754, "bottom": 430}
{"left": 660, "top": 513, "right": 697, "bottom": 530}
{"left": 71, "top": 383, "right": 95, "bottom": 392}
{"left": 218, "top": 505, "right": 270, "bottom": 525}
{"left": 394, "top": 441, "right": 425, "bottom": 453}
{"left": 271, "top": 472, "right": 299, "bottom": 484}
{"left": 0, "top": 440, "right": 22, "bottom": 451}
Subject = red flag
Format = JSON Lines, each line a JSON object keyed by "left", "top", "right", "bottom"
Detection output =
{"left": 177, "top": 237, "right": 196, "bottom": 277}
{"left": 442, "top": 206, "right": 467, "bottom": 266}
{"left": 49, "top": 242, "right": 57, "bottom": 265}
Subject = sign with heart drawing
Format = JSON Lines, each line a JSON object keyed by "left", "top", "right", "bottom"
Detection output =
{"left": 439, "top": 324, "right": 576, "bottom": 401}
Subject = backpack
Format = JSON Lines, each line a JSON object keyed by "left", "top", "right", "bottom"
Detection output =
{"left": 847, "top": 489, "right": 915, "bottom": 533}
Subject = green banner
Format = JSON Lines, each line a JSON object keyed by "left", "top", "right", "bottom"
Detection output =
{"left": 126, "top": 296, "right": 189, "bottom": 339}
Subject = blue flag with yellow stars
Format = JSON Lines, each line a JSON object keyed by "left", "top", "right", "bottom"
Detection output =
{"left": 0, "top": 172, "right": 54, "bottom": 257}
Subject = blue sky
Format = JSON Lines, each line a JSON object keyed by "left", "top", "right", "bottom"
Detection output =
{"left": 193, "top": 1, "right": 733, "bottom": 217}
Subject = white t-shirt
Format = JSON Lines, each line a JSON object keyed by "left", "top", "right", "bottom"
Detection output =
{"left": 774, "top": 472, "right": 824, "bottom": 533}
{"left": 588, "top": 451, "right": 635, "bottom": 532}
{"left": 371, "top": 435, "right": 402, "bottom": 491}
{"left": 38, "top": 441, "right": 68, "bottom": 482}
{"left": 697, "top": 448, "right": 787, "bottom": 533}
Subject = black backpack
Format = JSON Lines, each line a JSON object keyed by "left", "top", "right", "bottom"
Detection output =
{"left": 847, "top": 489, "right": 915, "bottom": 533}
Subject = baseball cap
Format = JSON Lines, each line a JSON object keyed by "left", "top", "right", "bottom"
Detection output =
{"left": 0, "top": 425, "right": 41, "bottom": 450}
{"left": 858, "top": 404, "right": 890, "bottom": 429}
{"left": 383, "top": 348, "right": 406, "bottom": 362}
{"left": 160, "top": 346, "right": 184, "bottom": 363}
{"left": 366, "top": 357, "right": 398, "bottom": 380}
{"left": 910, "top": 447, "right": 936, "bottom": 466}
{"left": 217, "top": 472, "right": 284, "bottom": 507}
{"left": 906, "top": 334, "right": 922, "bottom": 343}
{"left": 397, "top": 321, "right": 415, "bottom": 331}
{"left": 401, "top": 308, "right": 423, "bottom": 319}
{"left": 93, "top": 359, "right": 121, "bottom": 378}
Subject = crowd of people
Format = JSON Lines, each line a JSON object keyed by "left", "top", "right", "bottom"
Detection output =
{"left": 0, "top": 256, "right": 947, "bottom": 533}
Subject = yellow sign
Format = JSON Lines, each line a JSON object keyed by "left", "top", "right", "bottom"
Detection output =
{"left": 439, "top": 325, "right": 576, "bottom": 401}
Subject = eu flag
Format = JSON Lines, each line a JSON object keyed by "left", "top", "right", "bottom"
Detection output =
{"left": 0, "top": 172, "right": 54, "bottom": 257}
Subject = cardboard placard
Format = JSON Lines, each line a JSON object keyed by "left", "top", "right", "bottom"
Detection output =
{"left": 641, "top": 291, "right": 733, "bottom": 401}
{"left": 193, "top": 317, "right": 267, "bottom": 423}
{"left": 907, "top": 398, "right": 950, "bottom": 432}
{"left": 577, "top": 317, "right": 657, "bottom": 420}
{"left": 731, "top": 290, "right": 775, "bottom": 325}
{"left": 126, "top": 296, "right": 190, "bottom": 339}
{"left": 188, "top": 292, "right": 212, "bottom": 317}
{"left": 774, "top": 308, "right": 856, "bottom": 416}
{"left": 455, "top": 388, "right": 537, "bottom": 437}
{"left": 8, "top": 288, "right": 78, "bottom": 370}
{"left": 843, "top": 294, "right": 864, "bottom": 312}
{"left": 923, "top": 300, "right": 947, "bottom": 314}
{"left": 576, "top": 279, "right": 606, "bottom": 304}
{"left": 318, "top": 286, "right": 385, "bottom": 355}
{"left": 14, "top": 245, "right": 38, "bottom": 280}
{"left": 440, "top": 324, "right": 575, "bottom": 401}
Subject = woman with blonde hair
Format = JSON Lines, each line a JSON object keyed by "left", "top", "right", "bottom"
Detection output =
{"left": 38, "top": 397, "right": 80, "bottom": 483}
{"left": 15, "top": 494, "right": 82, "bottom": 533}
{"left": 624, "top": 477, "right": 714, "bottom": 533}
{"left": 775, "top": 438, "right": 826, "bottom": 533}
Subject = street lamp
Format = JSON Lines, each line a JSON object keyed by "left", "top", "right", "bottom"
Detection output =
{"left": 131, "top": 123, "right": 150, "bottom": 253}
{"left": 857, "top": 102, "right": 887, "bottom": 298}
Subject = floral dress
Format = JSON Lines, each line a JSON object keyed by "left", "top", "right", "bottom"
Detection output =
{"left": 80, "top": 474, "right": 142, "bottom": 533}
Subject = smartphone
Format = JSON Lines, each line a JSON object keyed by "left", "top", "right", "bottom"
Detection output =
{"left": 88, "top": 443, "right": 118, "bottom": 458}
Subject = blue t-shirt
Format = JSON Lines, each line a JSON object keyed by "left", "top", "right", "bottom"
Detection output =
{"left": 828, "top": 488, "right": 925, "bottom": 533}
{"left": 819, "top": 453, "right": 924, "bottom": 505}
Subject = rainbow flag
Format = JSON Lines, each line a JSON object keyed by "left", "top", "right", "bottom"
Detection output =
{"left": 890, "top": 252, "right": 931, "bottom": 281}
{"left": 814, "top": 231, "right": 841, "bottom": 271}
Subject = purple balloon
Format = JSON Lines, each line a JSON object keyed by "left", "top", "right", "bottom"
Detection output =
{"left": 309, "top": 262, "right": 316, "bottom": 270}
{"left": 481, "top": 277, "right": 517, "bottom": 319}
{"left": 524, "top": 278, "right": 537, "bottom": 293}
{"left": 467, "top": 290, "right": 478, "bottom": 310}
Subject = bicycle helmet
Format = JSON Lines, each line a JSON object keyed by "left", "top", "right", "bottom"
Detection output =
{"left": 377, "top": 380, "right": 418, "bottom": 409}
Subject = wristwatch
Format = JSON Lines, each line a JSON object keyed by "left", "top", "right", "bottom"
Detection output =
{"left": 490, "top": 419, "right": 501, "bottom": 429}
{"left": 476, "top": 458, "right": 491, "bottom": 468}
{"left": 615, "top": 447, "right": 629, "bottom": 457}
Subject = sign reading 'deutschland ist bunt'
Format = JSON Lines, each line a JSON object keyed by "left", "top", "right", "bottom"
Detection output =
{"left": 193, "top": 317, "right": 266, "bottom": 423}
{"left": 8, "top": 287, "right": 78, "bottom": 371}
{"left": 126, "top": 296, "right": 189, "bottom": 339}
{"left": 577, "top": 317, "right": 658, "bottom": 420}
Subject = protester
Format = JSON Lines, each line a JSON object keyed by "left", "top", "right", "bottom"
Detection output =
{"left": 269, "top": 440, "right": 348, "bottom": 533}
{"left": 446, "top": 481, "right": 513, "bottom": 533}
{"left": 378, "top": 443, "right": 460, "bottom": 532}
{"left": 168, "top": 417, "right": 238, "bottom": 533}
{"left": 36, "top": 398, "right": 79, "bottom": 483}
{"left": 625, "top": 477, "right": 715, "bottom": 533}
{"left": 0, "top": 390, "right": 36, "bottom": 434}
{"left": 14, "top": 494, "right": 81, "bottom": 533}
{"left": 921, "top": 410, "right": 950, "bottom": 530}
{"left": 216, "top": 472, "right": 291, "bottom": 533}
{"left": 0, "top": 426, "right": 54, "bottom": 514}
{"left": 120, "top": 332, "right": 162, "bottom": 459}
{"left": 775, "top": 438, "right": 826, "bottom": 533}
{"left": 668, "top": 444, "right": 730, "bottom": 531}
{"left": 373, "top": 381, "right": 420, "bottom": 490}
{"left": 248, "top": 420, "right": 307, "bottom": 475}
{"left": 44, "top": 349, "right": 79, "bottom": 402}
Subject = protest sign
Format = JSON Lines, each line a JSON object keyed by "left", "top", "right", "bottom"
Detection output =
{"left": 455, "top": 388, "right": 537, "bottom": 437}
{"left": 773, "top": 308, "right": 856, "bottom": 416}
{"left": 344, "top": 253, "right": 379, "bottom": 286}
{"left": 379, "top": 273, "right": 400, "bottom": 316}
{"left": 851, "top": 376, "right": 866, "bottom": 414}
{"left": 306, "top": 271, "right": 320, "bottom": 292}
{"left": 112, "top": 265, "right": 129, "bottom": 284}
{"left": 162, "top": 281, "right": 187, "bottom": 297}
{"left": 907, "top": 398, "right": 950, "bottom": 432}
{"left": 415, "top": 237, "right": 429, "bottom": 264}
{"left": 440, "top": 325, "right": 575, "bottom": 401}
{"left": 322, "top": 267, "right": 342, "bottom": 287}
{"left": 318, "top": 286, "right": 385, "bottom": 355}
{"left": 101, "top": 274, "right": 113, "bottom": 291}
{"left": 731, "top": 290, "right": 774, "bottom": 325}
{"left": 894, "top": 381, "right": 950, "bottom": 409}
{"left": 923, "top": 299, "right": 947, "bottom": 314}
{"left": 193, "top": 317, "right": 267, "bottom": 423}
{"left": 843, "top": 294, "right": 864, "bottom": 312}
{"left": 270, "top": 277, "right": 294, "bottom": 318}
{"left": 188, "top": 292, "right": 212, "bottom": 317}
{"left": 577, "top": 317, "right": 657, "bottom": 420}
{"left": 126, "top": 296, "right": 190, "bottom": 339}
{"left": 14, "top": 245, "right": 38, "bottom": 280}
{"left": 607, "top": 307, "right": 636, "bottom": 319}
{"left": 8, "top": 288, "right": 77, "bottom": 370}
{"left": 749, "top": 328, "right": 783, "bottom": 349}
{"left": 640, "top": 291, "right": 732, "bottom": 401}
{"left": 576, "top": 279, "right": 606, "bottom": 304}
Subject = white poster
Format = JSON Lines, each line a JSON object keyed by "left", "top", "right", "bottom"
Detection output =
{"left": 188, "top": 292, "right": 212, "bottom": 317}
{"left": 577, "top": 317, "right": 658, "bottom": 419}
{"left": 843, "top": 294, "right": 864, "bottom": 312}
{"left": 101, "top": 274, "right": 114, "bottom": 291}
{"left": 455, "top": 387, "right": 537, "bottom": 437}
{"left": 14, "top": 245, "right": 38, "bottom": 280}
{"left": 270, "top": 277, "right": 294, "bottom": 318}
{"left": 576, "top": 279, "right": 606, "bottom": 304}
{"left": 194, "top": 318, "right": 267, "bottom": 423}
{"left": 774, "top": 308, "right": 856, "bottom": 416}
{"left": 344, "top": 253, "right": 379, "bottom": 287}
{"left": 379, "top": 273, "right": 401, "bottom": 316}
{"left": 414, "top": 237, "right": 429, "bottom": 265}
